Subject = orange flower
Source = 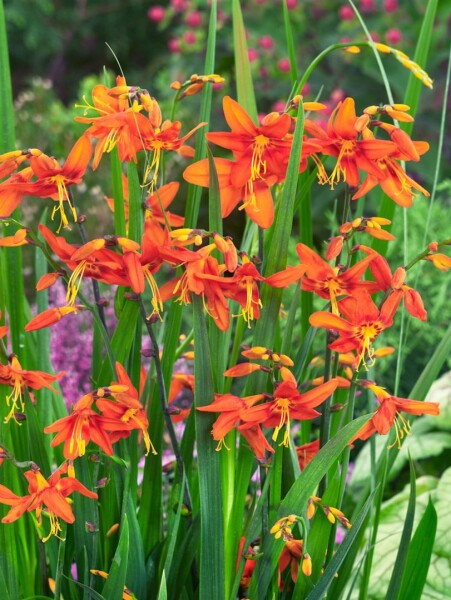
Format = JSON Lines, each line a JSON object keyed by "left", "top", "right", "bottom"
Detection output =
{"left": 96, "top": 363, "right": 156, "bottom": 455}
{"left": 359, "top": 246, "right": 427, "bottom": 321}
{"left": 0, "top": 355, "right": 64, "bottom": 423}
{"left": 350, "top": 384, "right": 440, "bottom": 448}
{"left": 278, "top": 539, "right": 306, "bottom": 588}
{"left": 139, "top": 99, "right": 206, "bottom": 189}
{"left": 184, "top": 156, "right": 276, "bottom": 228}
{"left": 26, "top": 136, "right": 93, "bottom": 231}
{"left": 309, "top": 289, "right": 402, "bottom": 368}
{"left": 76, "top": 76, "right": 150, "bottom": 168}
{"left": 267, "top": 243, "right": 378, "bottom": 314}
{"left": 241, "top": 378, "right": 339, "bottom": 448}
{"left": 197, "top": 392, "right": 266, "bottom": 451}
{"left": 0, "top": 463, "right": 97, "bottom": 542}
{"left": 425, "top": 252, "right": 451, "bottom": 271}
{"left": 44, "top": 389, "right": 124, "bottom": 460}
{"left": 0, "top": 228, "right": 29, "bottom": 247}
{"left": 305, "top": 97, "right": 396, "bottom": 188}
{"left": 25, "top": 306, "right": 83, "bottom": 332}
{"left": 296, "top": 439, "right": 320, "bottom": 470}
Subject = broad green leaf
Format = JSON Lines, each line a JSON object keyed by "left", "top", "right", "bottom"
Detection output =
{"left": 127, "top": 161, "right": 143, "bottom": 243}
{"left": 102, "top": 516, "right": 129, "bottom": 600}
{"left": 410, "top": 329, "right": 451, "bottom": 401}
{"left": 232, "top": 0, "right": 257, "bottom": 122}
{"left": 193, "top": 295, "right": 225, "bottom": 600}
{"left": 304, "top": 488, "right": 378, "bottom": 600}
{"left": 157, "top": 571, "right": 168, "bottom": 600}
{"left": 111, "top": 148, "right": 126, "bottom": 237}
{"left": 385, "top": 457, "right": 416, "bottom": 599}
{"left": 251, "top": 414, "right": 371, "bottom": 596}
{"left": 184, "top": 0, "right": 217, "bottom": 228}
{"left": 398, "top": 498, "right": 437, "bottom": 600}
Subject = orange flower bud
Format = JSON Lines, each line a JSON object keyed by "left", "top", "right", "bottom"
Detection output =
{"left": 302, "top": 554, "right": 312, "bottom": 576}
{"left": 0, "top": 229, "right": 29, "bottom": 247}
{"left": 36, "top": 272, "right": 61, "bottom": 291}
{"left": 25, "top": 306, "right": 81, "bottom": 331}
{"left": 326, "top": 236, "right": 344, "bottom": 260}
{"left": 428, "top": 241, "right": 438, "bottom": 252}
{"left": 391, "top": 267, "right": 406, "bottom": 289}
{"left": 223, "top": 363, "right": 262, "bottom": 377}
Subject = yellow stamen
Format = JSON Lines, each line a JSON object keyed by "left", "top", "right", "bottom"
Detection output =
{"left": 328, "top": 141, "right": 356, "bottom": 189}
{"left": 272, "top": 398, "right": 291, "bottom": 447}
{"left": 50, "top": 175, "right": 77, "bottom": 232}
{"left": 388, "top": 412, "right": 412, "bottom": 449}
{"left": 66, "top": 260, "right": 88, "bottom": 305}
{"left": 251, "top": 135, "right": 269, "bottom": 181}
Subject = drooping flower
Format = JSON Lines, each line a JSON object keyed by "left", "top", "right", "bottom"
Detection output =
{"left": 350, "top": 384, "right": 440, "bottom": 448}
{"left": 0, "top": 463, "right": 97, "bottom": 542}
{"left": 0, "top": 355, "right": 64, "bottom": 423}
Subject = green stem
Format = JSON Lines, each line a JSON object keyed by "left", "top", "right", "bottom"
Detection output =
{"left": 138, "top": 296, "right": 192, "bottom": 514}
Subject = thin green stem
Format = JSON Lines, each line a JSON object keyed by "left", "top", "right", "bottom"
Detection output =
{"left": 138, "top": 296, "right": 192, "bottom": 514}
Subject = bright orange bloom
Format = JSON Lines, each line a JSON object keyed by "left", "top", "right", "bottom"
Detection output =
{"left": 196, "top": 392, "right": 267, "bottom": 453}
{"left": 0, "top": 463, "right": 97, "bottom": 541}
{"left": 359, "top": 246, "right": 427, "bottom": 321}
{"left": 104, "top": 175, "right": 184, "bottom": 229}
{"left": 0, "top": 167, "right": 34, "bottom": 217}
{"left": 76, "top": 76, "right": 150, "bottom": 168}
{"left": 25, "top": 136, "right": 93, "bottom": 231}
{"left": 267, "top": 243, "right": 378, "bottom": 314}
{"left": 184, "top": 156, "right": 276, "bottom": 228}
{"left": 241, "top": 378, "right": 339, "bottom": 447}
{"left": 350, "top": 384, "right": 440, "bottom": 448}
{"left": 305, "top": 97, "right": 396, "bottom": 188}
{"left": 296, "top": 439, "right": 320, "bottom": 470}
{"left": 96, "top": 362, "right": 156, "bottom": 455}
{"left": 138, "top": 99, "right": 206, "bottom": 189}
{"left": 0, "top": 355, "right": 64, "bottom": 424}
{"left": 44, "top": 391, "right": 117, "bottom": 460}
{"left": 278, "top": 539, "right": 306, "bottom": 588}
{"left": 160, "top": 244, "right": 231, "bottom": 330}
{"left": 352, "top": 132, "right": 429, "bottom": 207}
{"left": 309, "top": 289, "right": 402, "bottom": 368}
{"left": 119, "top": 220, "right": 197, "bottom": 318}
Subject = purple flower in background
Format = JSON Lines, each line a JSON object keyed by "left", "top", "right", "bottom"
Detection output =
{"left": 48, "top": 282, "right": 116, "bottom": 407}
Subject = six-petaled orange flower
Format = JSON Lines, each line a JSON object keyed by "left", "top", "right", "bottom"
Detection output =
{"left": 350, "top": 384, "right": 440, "bottom": 448}
{"left": 0, "top": 463, "right": 97, "bottom": 541}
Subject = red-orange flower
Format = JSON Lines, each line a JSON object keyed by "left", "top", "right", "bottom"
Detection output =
{"left": 267, "top": 243, "right": 378, "bottom": 314}
{"left": 0, "top": 463, "right": 97, "bottom": 541}
{"left": 305, "top": 97, "right": 396, "bottom": 189}
{"left": 26, "top": 136, "right": 93, "bottom": 230}
{"left": 0, "top": 355, "right": 64, "bottom": 423}
{"left": 309, "top": 289, "right": 402, "bottom": 368}
{"left": 241, "top": 378, "right": 339, "bottom": 447}
{"left": 197, "top": 392, "right": 266, "bottom": 451}
{"left": 350, "top": 384, "right": 440, "bottom": 448}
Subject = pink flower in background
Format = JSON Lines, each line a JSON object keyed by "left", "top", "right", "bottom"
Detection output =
{"left": 360, "top": 0, "right": 375, "bottom": 13}
{"left": 183, "top": 31, "right": 197, "bottom": 45}
{"left": 185, "top": 11, "right": 202, "bottom": 27}
{"left": 386, "top": 28, "right": 402, "bottom": 44}
{"left": 147, "top": 6, "right": 165, "bottom": 22}
{"left": 277, "top": 58, "right": 290, "bottom": 73}
{"left": 339, "top": 6, "right": 355, "bottom": 21}
{"left": 258, "top": 35, "right": 275, "bottom": 51}
{"left": 383, "top": 0, "right": 399, "bottom": 12}
{"left": 286, "top": 0, "right": 298, "bottom": 9}
{"left": 168, "top": 38, "right": 181, "bottom": 53}
{"left": 248, "top": 48, "right": 259, "bottom": 62}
